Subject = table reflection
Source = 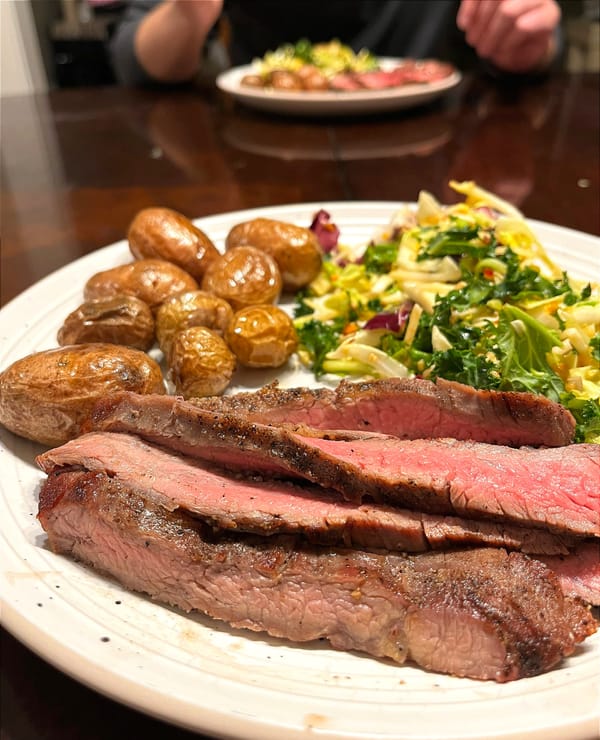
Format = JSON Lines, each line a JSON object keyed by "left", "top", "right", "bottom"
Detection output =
{"left": 222, "top": 112, "right": 452, "bottom": 162}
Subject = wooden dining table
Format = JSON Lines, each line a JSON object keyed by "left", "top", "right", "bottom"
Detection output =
{"left": 1, "top": 69, "right": 599, "bottom": 740}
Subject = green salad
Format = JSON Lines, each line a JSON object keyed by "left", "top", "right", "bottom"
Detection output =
{"left": 256, "top": 38, "right": 378, "bottom": 77}
{"left": 294, "top": 181, "right": 600, "bottom": 443}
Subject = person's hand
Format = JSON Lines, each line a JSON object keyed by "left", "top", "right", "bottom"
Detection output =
{"left": 457, "top": 0, "right": 561, "bottom": 74}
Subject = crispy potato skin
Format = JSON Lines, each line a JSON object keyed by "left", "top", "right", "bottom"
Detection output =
{"left": 0, "top": 344, "right": 165, "bottom": 446}
{"left": 168, "top": 327, "right": 236, "bottom": 398}
{"left": 225, "top": 218, "right": 322, "bottom": 292}
{"left": 155, "top": 290, "right": 234, "bottom": 355}
{"left": 84, "top": 259, "right": 198, "bottom": 312}
{"left": 240, "top": 68, "right": 328, "bottom": 91}
{"left": 128, "top": 208, "right": 220, "bottom": 282}
{"left": 225, "top": 304, "right": 298, "bottom": 368}
{"left": 201, "top": 246, "right": 282, "bottom": 310}
{"left": 269, "top": 70, "right": 304, "bottom": 90}
{"left": 240, "top": 73, "right": 264, "bottom": 88}
{"left": 57, "top": 296, "right": 155, "bottom": 351}
{"left": 296, "top": 66, "right": 329, "bottom": 90}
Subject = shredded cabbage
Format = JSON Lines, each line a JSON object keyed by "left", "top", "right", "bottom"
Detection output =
{"left": 293, "top": 182, "right": 600, "bottom": 442}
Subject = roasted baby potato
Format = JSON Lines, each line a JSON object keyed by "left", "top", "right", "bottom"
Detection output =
{"left": 0, "top": 343, "right": 165, "bottom": 446}
{"left": 201, "top": 246, "right": 282, "bottom": 310}
{"left": 84, "top": 259, "right": 198, "bottom": 312}
{"left": 128, "top": 207, "right": 220, "bottom": 282}
{"left": 225, "top": 304, "right": 298, "bottom": 368}
{"left": 225, "top": 218, "right": 322, "bottom": 291}
{"left": 296, "top": 65, "right": 329, "bottom": 90}
{"left": 240, "top": 73, "right": 264, "bottom": 88}
{"left": 57, "top": 295, "right": 155, "bottom": 351}
{"left": 269, "top": 70, "right": 304, "bottom": 90}
{"left": 168, "top": 327, "right": 236, "bottom": 398}
{"left": 155, "top": 290, "right": 234, "bottom": 356}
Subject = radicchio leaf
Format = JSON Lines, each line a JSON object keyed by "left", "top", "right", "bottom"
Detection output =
{"left": 310, "top": 209, "right": 340, "bottom": 253}
{"left": 363, "top": 301, "right": 414, "bottom": 332}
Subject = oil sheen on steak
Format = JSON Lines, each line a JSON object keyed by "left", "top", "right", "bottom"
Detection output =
{"left": 37, "top": 468, "right": 597, "bottom": 682}
{"left": 87, "top": 393, "right": 600, "bottom": 538}
{"left": 191, "top": 377, "right": 576, "bottom": 447}
{"left": 37, "top": 431, "right": 580, "bottom": 556}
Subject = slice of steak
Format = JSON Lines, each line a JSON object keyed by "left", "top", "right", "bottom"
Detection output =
{"left": 191, "top": 377, "right": 575, "bottom": 448}
{"left": 37, "top": 468, "right": 597, "bottom": 682}
{"left": 395, "top": 60, "right": 455, "bottom": 83}
{"left": 329, "top": 73, "right": 364, "bottom": 91}
{"left": 539, "top": 542, "right": 600, "bottom": 605}
{"left": 37, "top": 431, "right": 579, "bottom": 556}
{"left": 87, "top": 393, "right": 600, "bottom": 538}
{"left": 353, "top": 70, "right": 399, "bottom": 89}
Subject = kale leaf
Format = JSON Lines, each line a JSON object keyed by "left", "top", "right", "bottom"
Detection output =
{"left": 363, "top": 242, "right": 399, "bottom": 274}
{"left": 295, "top": 319, "right": 342, "bottom": 376}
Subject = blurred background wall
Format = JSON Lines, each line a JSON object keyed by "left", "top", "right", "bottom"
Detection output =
{"left": 1, "top": 0, "right": 599, "bottom": 97}
{"left": 1, "top": 0, "right": 49, "bottom": 95}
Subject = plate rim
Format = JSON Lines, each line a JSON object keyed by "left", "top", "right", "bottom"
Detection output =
{"left": 216, "top": 60, "right": 463, "bottom": 115}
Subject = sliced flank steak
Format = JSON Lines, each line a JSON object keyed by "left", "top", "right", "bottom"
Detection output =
{"left": 538, "top": 541, "right": 600, "bottom": 605}
{"left": 86, "top": 393, "right": 600, "bottom": 538}
{"left": 37, "top": 467, "right": 597, "bottom": 683}
{"left": 191, "top": 377, "right": 576, "bottom": 447}
{"left": 37, "top": 431, "right": 581, "bottom": 556}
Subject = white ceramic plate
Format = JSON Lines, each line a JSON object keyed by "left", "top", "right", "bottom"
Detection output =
{"left": 216, "top": 60, "right": 462, "bottom": 116}
{"left": 1, "top": 203, "right": 599, "bottom": 740}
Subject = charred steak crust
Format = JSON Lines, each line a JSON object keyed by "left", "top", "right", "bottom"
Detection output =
{"left": 37, "top": 431, "right": 582, "bottom": 556}
{"left": 85, "top": 393, "right": 600, "bottom": 538}
{"left": 190, "top": 377, "right": 576, "bottom": 448}
{"left": 37, "top": 468, "right": 596, "bottom": 683}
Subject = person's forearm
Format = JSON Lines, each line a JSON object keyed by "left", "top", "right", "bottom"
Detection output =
{"left": 134, "top": 1, "right": 213, "bottom": 83}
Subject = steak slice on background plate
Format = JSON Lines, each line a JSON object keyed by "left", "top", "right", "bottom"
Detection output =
{"left": 191, "top": 377, "right": 576, "bottom": 448}
{"left": 37, "top": 431, "right": 581, "bottom": 556}
{"left": 37, "top": 468, "right": 597, "bottom": 683}
{"left": 352, "top": 70, "right": 400, "bottom": 89}
{"left": 329, "top": 73, "right": 364, "bottom": 91}
{"left": 86, "top": 393, "right": 600, "bottom": 538}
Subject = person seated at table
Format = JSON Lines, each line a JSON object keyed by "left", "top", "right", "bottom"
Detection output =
{"left": 109, "top": 0, "right": 562, "bottom": 87}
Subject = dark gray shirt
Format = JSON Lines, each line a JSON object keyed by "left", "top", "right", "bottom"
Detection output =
{"left": 109, "top": 0, "right": 482, "bottom": 86}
